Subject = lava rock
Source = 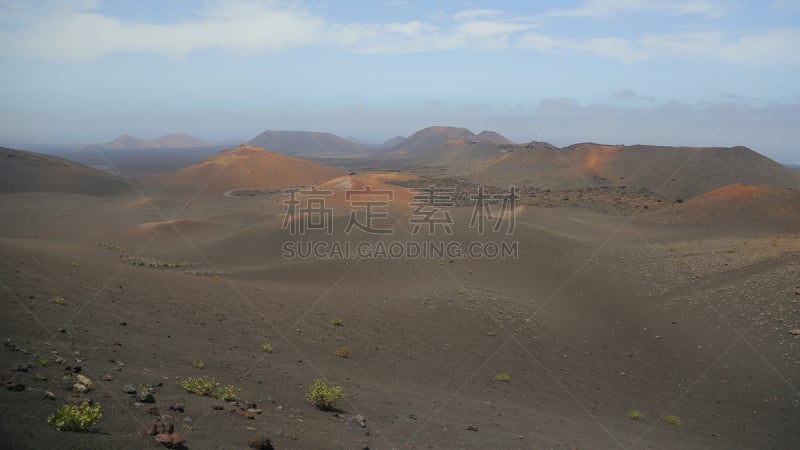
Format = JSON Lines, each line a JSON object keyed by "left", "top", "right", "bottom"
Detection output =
{"left": 247, "top": 436, "right": 275, "bottom": 449}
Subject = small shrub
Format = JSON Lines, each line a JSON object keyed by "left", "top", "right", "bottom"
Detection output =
{"left": 181, "top": 376, "right": 217, "bottom": 396}
{"left": 306, "top": 379, "right": 344, "bottom": 410}
{"left": 261, "top": 343, "right": 273, "bottom": 353}
{"left": 38, "top": 357, "right": 49, "bottom": 367}
{"left": 334, "top": 347, "right": 349, "bottom": 358}
{"left": 70, "top": 262, "right": 80, "bottom": 268}
{"left": 49, "top": 296, "right": 66, "bottom": 305}
{"left": 193, "top": 360, "right": 205, "bottom": 370}
{"left": 487, "top": 331, "right": 496, "bottom": 336}
{"left": 628, "top": 410, "right": 644, "bottom": 421}
{"left": 663, "top": 415, "right": 682, "bottom": 426}
{"left": 331, "top": 318, "right": 343, "bottom": 326}
{"left": 213, "top": 385, "right": 242, "bottom": 401}
{"left": 494, "top": 373, "right": 511, "bottom": 382}
{"left": 457, "top": 289, "right": 465, "bottom": 295}
{"left": 47, "top": 402, "right": 102, "bottom": 432}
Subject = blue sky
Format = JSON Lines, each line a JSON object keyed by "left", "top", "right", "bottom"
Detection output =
{"left": 0, "top": 0, "right": 798, "bottom": 162}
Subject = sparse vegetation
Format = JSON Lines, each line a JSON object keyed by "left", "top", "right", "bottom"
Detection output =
{"left": 70, "top": 261, "right": 80, "bottom": 268}
{"left": 334, "top": 346, "right": 349, "bottom": 358}
{"left": 261, "top": 343, "right": 273, "bottom": 353}
{"left": 306, "top": 379, "right": 344, "bottom": 410}
{"left": 48, "top": 296, "right": 66, "bottom": 305}
{"left": 213, "top": 385, "right": 242, "bottom": 402}
{"left": 494, "top": 373, "right": 511, "bottom": 382}
{"left": 487, "top": 331, "right": 496, "bottom": 336}
{"left": 331, "top": 318, "right": 343, "bottom": 326}
{"left": 663, "top": 415, "right": 682, "bottom": 426}
{"left": 628, "top": 410, "right": 644, "bottom": 421}
{"left": 458, "top": 288, "right": 465, "bottom": 295}
{"left": 38, "top": 357, "right": 48, "bottom": 367}
{"left": 181, "top": 375, "right": 241, "bottom": 401}
{"left": 181, "top": 376, "right": 218, "bottom": 396}
{"left": 47, "top": 402, "right": 102, "bottom": 432}
{"left": 193, "top": 360, "right": 205, "bottom": 370}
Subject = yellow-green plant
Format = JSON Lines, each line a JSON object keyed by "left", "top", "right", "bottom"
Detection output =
{"left": 47, "top": 402, "right": 102, "bottom": 432}
{"left": 49, "top": 296, "right": 66, "bottom": 305}
{"left": 334, "top": 346, "right": 349, "bottom": 358}
{"left": 306, "top": 379, "right": 344, "bottom": 410}
{"left": 331, "top": 318, "right": 343, "bottom": 326}
{"left": 663, "top": 415, "right": 682, "bottom": 426}
{"left": 261, "top": 343, "right": 273, "bottom": 353}
{"left": 38, "top": 357, "right": 49, "bottom": 367}
{"left": 181, "top": 376, "right": 217, "bottom": 396}
{"left": 192, "top": 360, "right": 205, "bottom": 370}
{"left": 628, "top": 410, "right": 644, "bottom": 421}
{"left": 494, "top": 373, "right": 511, "bottom": 382}
{"left": 213, "top": 385, "right": 242, "bottom": 401}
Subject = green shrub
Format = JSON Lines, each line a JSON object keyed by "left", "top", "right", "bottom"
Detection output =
{"left": 494, "top": 373, "right": 511, "bottom": 382}
{"left": 663, "top": 415, "right": 682, "bottom": 426}
{"left": 331, "top": 318, "right": 343, "bottom": 326}
{"left": 213, "top": 385, "right": 242, "bottom": 401}
{"left": 261, "top": 343, "right": 273, "bottom": 353}
{"left": 181, "top": 376, "right": 217, "bottom": 396}
{"left": 49, "top": 296, "right": 66, "bottom": 305}
{"left": 38, "top": 357, "right": 49, "bottom": 367}
{"left": 487, "top": 331, "right": 496, "bottom": 336}
{"left": 306, "top": 379, "right": 344, "bottom": 410}
{"left": 47, "top": 402, "right": 102, "bottom": 432}
{"left": 628, "top": 410, "right": 644, "bottom": 421}
{"left": 192, "top": 360, "right": 205, "bottom": 370}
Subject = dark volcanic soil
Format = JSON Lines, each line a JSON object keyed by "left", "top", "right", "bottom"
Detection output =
{"left": 0, "top": 173, "right": 798, "bottom": 449}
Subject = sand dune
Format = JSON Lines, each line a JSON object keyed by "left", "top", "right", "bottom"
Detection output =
{"left": 0, "top": 147, "right": 131, "bottom": 196}
{"left": 124, "top": 218, "right": 211, "bottom": 238}
{"left": 476, "top": 143, "right": 800, "bottom": 199}
{"left": 150, "top": 145, "right": 346, "bottom": 194}
{"left": 635, "top": 184, "right": 800, "bottom": 232}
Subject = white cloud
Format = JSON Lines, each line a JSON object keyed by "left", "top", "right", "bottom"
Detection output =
{"left": 544, "top": 0, "right": 736, "bottom": 18}
{"left": 518, "top": 29, "right": 800, "bottom": 65}
{"left": 0, "top": 1, "right": 326, "bottom": 60}
{"left": 452, "top": 9, "right": 505, "bottom": 20}
{"left": 0, "top": 0, "right": 796, "bottom": 67}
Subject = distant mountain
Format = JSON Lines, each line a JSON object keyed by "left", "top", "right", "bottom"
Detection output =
{"left": 103, "top": 133, "right": 217, "bottom": 150}
{"left": 150, "top": 145, "right": 346, "bottom": 194}
{"left": 383, "top": 126, "right": 510, "bottom": 170}
{"left": 106, "top": 135, "right": 158, "bottom": 149}
{"left": 476, "top": 143, "right": 800, "bottom": 199}
{"left": 247, "top": 130, "right": 367, "bottom": 156}
{"left": 382, "top": 136, "right": 407, "bottom": 147}
{"left": 347, "top": 137, "right": 378, "bottom": 147}
{"left": 0, "top": 147, "right": 130, "bottom": 196}
{"left": 477, "top": 130, "right": 513, "bottom": 145}
{"left": 388, "top": 126, "right": 511, "bottom": 155}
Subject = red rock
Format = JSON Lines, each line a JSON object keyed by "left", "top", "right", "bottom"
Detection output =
{"left": 154, "top": 432, "right": 185, "bottom": 448}
{"left": 234, "top": 408, "right": 255, "bottom": 419}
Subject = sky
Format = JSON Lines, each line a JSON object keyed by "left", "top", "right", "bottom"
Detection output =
{"left": 0, "top": 0, "right": 798, "bottom": 163}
